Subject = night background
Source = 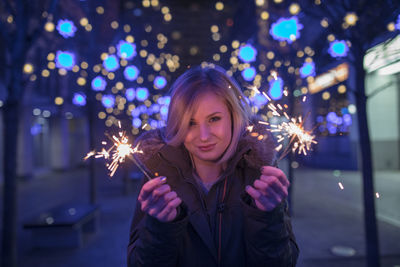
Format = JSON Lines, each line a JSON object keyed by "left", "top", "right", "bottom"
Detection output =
{"left": 1, "top": 0, "right": 400, "bottom": 266}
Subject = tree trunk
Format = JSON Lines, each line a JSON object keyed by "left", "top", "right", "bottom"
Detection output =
{"left": 1, "top": 99, "right": 20, "bottom": 267}
{"left": 354, "top": 51, "right": 380, "bottom": 267}
{"left": 87, "top": 94, "right": 97, "bottom": 204}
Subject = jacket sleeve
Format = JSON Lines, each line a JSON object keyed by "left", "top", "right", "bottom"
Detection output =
{"left": 240, "top": 195, "right": 299, "bottom": 267}
{"left": 127, "top": 197, "right": 188, "bottom": 267}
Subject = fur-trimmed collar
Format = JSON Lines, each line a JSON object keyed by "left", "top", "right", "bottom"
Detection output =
{"left": 133, "top": 120, "right": 276, "bottom": 173}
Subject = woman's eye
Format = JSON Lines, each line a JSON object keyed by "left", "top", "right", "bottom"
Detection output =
{"left": 210, "top": 116, "right": 221, "bottom": 122}
{"left": 189, "top": 121, "right": 196, "bottom": 126}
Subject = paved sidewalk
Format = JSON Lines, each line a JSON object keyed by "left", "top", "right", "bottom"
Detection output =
{"left": 1, "top": 164, "right": 399, "bottom": 267}
{"left": 288, "top": 167, "right": 400, "bottom": 267}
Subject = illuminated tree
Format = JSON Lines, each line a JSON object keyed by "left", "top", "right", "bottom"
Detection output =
{"left": 301, "top": 1, "right": 399, "bottom": 266}
{"left": 0, "top": 1, "right": 58, "bottom": 266}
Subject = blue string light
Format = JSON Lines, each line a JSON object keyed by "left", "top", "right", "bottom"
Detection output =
{"left": 300, "top": 62, "right": 315, "bottom": 78}
{"left": 124, "top": 65, "right": 139, "bottom": 81}
{"left": 269, "top": 77, "right": 283, "bottom": 100}
{"left": 102, "top": 95, "right": 115, "bottom": 108}
{"left": 132, "top": 118, "right": 142, "bottom": 128}
{"left": 238, "top": 45, "right": 257, "bottom": 63}
{"left": 270, "top": 16, "right": 303, "bottom": 43}
{"left": 241, "top": 67, "right": 256, "bottom": 81}
{"left": 55, "top": 51, "right": 75, "bottom": 70}
{"left": 117, "top": 40, "right": 137, "bottom": 60}
{"left": 103, "top": 55, "right": 120, "bottom": 72}
{"left": 56, "top": 19, "right": 77, "bottom": 38}
{"left": 91, "top": 76, "right": 107, "bottom": 91}
{"left": 136, "top": 87, "right": 149, "bottom": 102}
{"left": 160, "top": 105, "right": 168, "bottom": 116}
{"left": 154, "top": 76, "right": 167, "bottom": 89}
{"left": 252, "top": 93, "right": 268, "bottom": 108}
{"left": 72, "top": 92, "right": 87, "bottom": 106}
{"left": 328, "top": 40, "right": 349, "bottom": 58}
{"left": 125, "top": 88, "right": 136, "bottom": 101}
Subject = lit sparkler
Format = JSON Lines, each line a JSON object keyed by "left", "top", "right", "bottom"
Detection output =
{"left": 268, "top": 114, "right": 317, "bottom": 161}
{"left": 247, "top": 83, "right": 317, "bottom": 163}
{"left": 84, "top": 122, "right": 152, "bottom": 180}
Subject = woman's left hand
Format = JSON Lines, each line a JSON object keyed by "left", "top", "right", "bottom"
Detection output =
{"left": 245, "top": 166, "right": 290, "bottom": 212}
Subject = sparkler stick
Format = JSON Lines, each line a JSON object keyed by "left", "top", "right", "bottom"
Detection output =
{"left": 127, "top": 153, "right": 152, "bottom": 181}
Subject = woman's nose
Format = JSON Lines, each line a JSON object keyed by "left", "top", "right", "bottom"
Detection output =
{"left": 199, "top": 124, "right": 210, "bottom": 141}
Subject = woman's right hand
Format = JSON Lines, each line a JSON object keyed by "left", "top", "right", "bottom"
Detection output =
{"left": 138, "top": 176, "right": 182, "bottom": 222}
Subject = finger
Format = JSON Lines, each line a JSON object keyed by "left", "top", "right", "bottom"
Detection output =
{"left": 245, "top": 185, "right": 263, "bottom": 202}
{"left": 163, "top": 191, "right": 178, "bottom": 202}
{"left": 138, "top": 176, "right": 167, "bottom": 201}
{"left": 158, "top": 197, "right": 182, "bottom": 221}
{"left": 141, "top": 186, "right": 171, "bottom": 213}
{"left": 254, "top": 179, "right": 284, "bottom": 203}
{"left": 147, "top": 189, "right": 174, "bottom": 215}
{"left": 260, "top": 166, "right": 289, "bottom": 187}
{"left": 259, "top": 175, "right": 288, "bottom": 197}
{"left": 145, "top": 190, "right": 178, "bottom": 216}
{"left": 151, "top": 184, "right": 171, "bottom": 201}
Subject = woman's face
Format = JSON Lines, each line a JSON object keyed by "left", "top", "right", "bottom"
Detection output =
{"left": 184, "top": 92, "right": 232, "bottom": 164}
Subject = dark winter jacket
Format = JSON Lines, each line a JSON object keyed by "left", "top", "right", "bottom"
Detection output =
{"left": 127, "top": 123, "right": 299, "bottom": 267}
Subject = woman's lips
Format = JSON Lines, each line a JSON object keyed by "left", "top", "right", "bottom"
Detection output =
{"left": 198, "top": 144, "right": 216, "bottom": 151}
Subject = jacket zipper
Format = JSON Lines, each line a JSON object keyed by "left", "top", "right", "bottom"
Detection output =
{"left": 158, "top": 152, "right": 229, "bottom": 266}
{"left": 217, "top": 178, "right": 228, "bottom": 267}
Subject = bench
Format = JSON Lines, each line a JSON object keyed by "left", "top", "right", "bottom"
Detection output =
{"left": 23, "top": 203, "right": 99, "bottom": 248}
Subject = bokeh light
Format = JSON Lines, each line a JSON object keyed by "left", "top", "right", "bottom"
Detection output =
{"left": 102, "top": 95, "right": 115, "bottom": 108}
{"left": 241, "top": 67, "right": 256, "bottom": 81}
{"left": 154, "top": 76, "right": 167, "bottom": 89}
{"left": 103, "top": 55, "right": 120, "bottom": 72}
{"left": 238, "top": 45, "right": 257, "bottom": 63}
{"left": 125, "top": 88, "right": 136, "bottom": 101}
{"left": 124, "top": 65, "right": 140, "bottom": 81}
{"left": 55, "top": 51, "right": 75, "bottom": 70}
{"left": 136, "top": 87, "right": 149, "bottom": 102}
{"left": 270, "top": 16, "right": 303, "bottom": 43}
{"left": 117, "top": 40, "right": 137, "bottom": 60}
{"left": 300, "top": 62, "right": 315, "bottom": 78}
{"left": 328, "top": 40, "right": 349, "bottom": 58}
{"left": 268, "top": 77, "right": 283, "bottom": 100}
{"left": 56, "top": 19, "right": 77, "bottom": 38}
{"left": 91, "top": 76, "right": 107, "bottom": 91}
{"left": 73, "top": 92, "right": 87, "bottom": 106}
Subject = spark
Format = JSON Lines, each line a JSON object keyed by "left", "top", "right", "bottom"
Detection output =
{"left": 271, "top": 70, "right": 278, "bottom": 80}
{"left": 375, "top": 192, "right": 380, "bottom": 198}
{"left": 338, "top": 182, "right": 344, "bottom": 190}
{"left": 84, "top": 126, "right": 152, "bottom": 179}
{"left": 84, "top": 150, "right": 95, "bottom": 160}
{"left": 283, "top": 90, "right": 288, "bottom": 97}
{"left": 246, "top": 125, "right": 254, "bottom": 132}
{"left": 269, "top": 113, "right": 317, "bottom": 160}
{"left": 302, "top": 96, "right": 307, "bottom": 102}
{"left": 263, "top": 97, "right": 317, "bottom": 162}
{"left": 246, "top": 84, "right": 261, "bottom": 95}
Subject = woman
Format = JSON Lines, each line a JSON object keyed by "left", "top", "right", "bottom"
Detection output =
{"left": 128, "top": 65, "right": 299, "bottom": 267}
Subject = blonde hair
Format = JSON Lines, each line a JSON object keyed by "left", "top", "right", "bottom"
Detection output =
{"left": 165, "top": 65, "right": 251, "bottom": 163}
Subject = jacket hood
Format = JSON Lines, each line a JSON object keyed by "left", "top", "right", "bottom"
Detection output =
{"left": 133, "top": 119, "right": 276, "bottom": 174}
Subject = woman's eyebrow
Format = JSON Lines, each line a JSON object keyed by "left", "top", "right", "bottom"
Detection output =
{"left": 190, "top": 112, "right": 222, "bottom": 121}
{"left": 206, "top": 111, "right": 222, "bottom": 118}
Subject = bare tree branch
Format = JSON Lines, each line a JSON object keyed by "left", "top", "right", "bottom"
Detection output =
{"left": 0, "top": 20, "right": 11, "bottom": 47}
{"left": 27, "top": 0, "right": 59, "bottom": 47}
{"left": 4, "top": 0, "right": 16, "bottom": 17}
